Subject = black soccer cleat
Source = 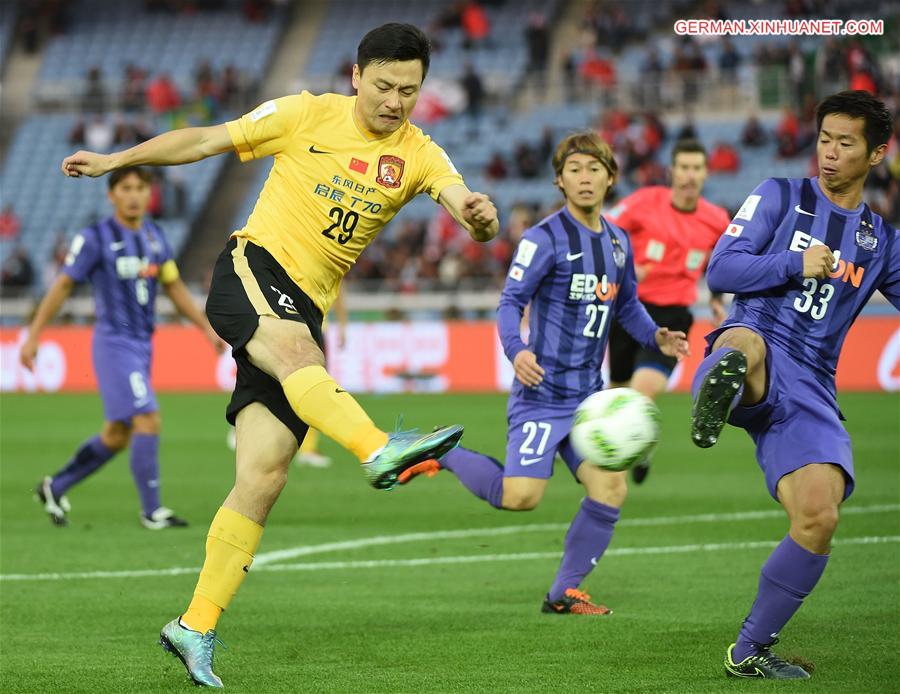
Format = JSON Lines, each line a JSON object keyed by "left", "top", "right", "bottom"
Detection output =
{"left": 724, "top": 642, "right": 811, "bottom": 679}
{"left": 141, "top": 507, "right": 189, "bottom": 530}
{"left": 630, "top": 459, "right": 651, "bottom": 485}
{"left": 691, "top": 349, "right": 747, "bottom": 448}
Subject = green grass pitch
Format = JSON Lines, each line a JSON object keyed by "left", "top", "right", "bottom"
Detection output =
{"left": 1, "top": 391, "right": 898, "bottom": 693}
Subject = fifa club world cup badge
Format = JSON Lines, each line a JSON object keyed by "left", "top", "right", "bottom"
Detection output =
{"left": 854, "top": 219, "right": 878, "bottom": 252}
{"left": 376, "top": 155, "right": 404, "bottom": 189}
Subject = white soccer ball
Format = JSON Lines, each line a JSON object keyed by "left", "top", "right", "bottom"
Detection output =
{"left": 570, "top": 388, "right": 661, "bottom": 471}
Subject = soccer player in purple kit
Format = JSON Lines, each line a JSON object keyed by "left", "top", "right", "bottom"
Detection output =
{"left": 400, "top": 132, "right": 689, "bottom": 614}
{"left": 20, "top": 166, "right": 223, "bottom": 529}
{"left": 689, "top": 91, "right": 897, "bottom": 679}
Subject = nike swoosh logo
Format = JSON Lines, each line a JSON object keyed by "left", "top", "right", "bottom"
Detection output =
{"left": 519, "top": 456, "right": 542, "bottom": 466}
{"left": 794, "top": 204, "right": 816, "bottom": 217}
{"left": 566, "top": 252, "right": 584, "bottom": 261}
{"left": 309, "top": 145, "right": 332, "bottom": 154}
{"left": 590, "top": 557, "right": 599, "bottom": 566}
{"left": 109, "top": 241, "right": 126, "bottom": 251}
{"left": 335, "top": 388, "right": 346, "bottom": 394}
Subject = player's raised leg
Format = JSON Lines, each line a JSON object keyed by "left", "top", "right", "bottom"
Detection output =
{"left": 543, "top": 462, "right": 621, "bottom": 615}
{"left": 35, "top": 421, "right": 126, "bottom": 525}
{"left": 160, "top": 402, "right": 297, "bottom": 688}
{"left": 691, "top": 327, "right": 766, "bottom": 447}
{"left": 725, "top": 463, "right": 843, "bottom": 679}
{"left": 247, "top": 316, "right": 463, "bottom": 490}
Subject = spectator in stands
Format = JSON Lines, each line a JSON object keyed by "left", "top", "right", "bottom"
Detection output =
{"left": 776, "top": 105, "right": 815, "bottom": 158}
{"left": 514, "top": 141, "right": 540, "bottom": 178}
{"left": 741, "top": 114, "right": 768, "bottom": 147}
{"left": 0, "top": 205, "right": 21, "bottom": 240}
{"left": 484, "top": 151, "right": 508, "bottom": 180}
{"left": 0, "top": 246, "right": 35, "bottom": 290}
{"left": 81, "top": 66, "right": 107, "bottom": 114}
{"left": 219, "top": 65, "right": 242, "bottom": 110}
{"left": 193, "top": 60, "right": 221, "bottom": 123}
{"left": 707, "top": 141, "right": 740, "bottom": 173}
{"left": 639, "top": 47, "right": 665, "bottom": 110}
{"left": 674, "top": 38, "right": 706, "bottom": 106}
{"left": 121, "top": 63, "right": 147, "bottom": 113}
{"left": 460, "top": 61, "right": 485, "bottom": 126}
{"left": 814, "top": 38, "right": 844, "bottom": 100}
{"left": 85, "top": 115, "right": 114, "bottom": 153}
{"left": 675, "top": 115, "right": 697, "bottom": 141}
{"left": 146, "top": 73, "right": 181, "bottom": 125}
{"left": 524, "top": 12, "right": 549, "bottom": 91}
{"left": 718, "top": 37, "right": 741, "bottom": 79}
{"left": 787, "top": 41, "right": 806, "bottom": 108}
{"left": 461, "top": 0, "right": 490, "bottom": 50}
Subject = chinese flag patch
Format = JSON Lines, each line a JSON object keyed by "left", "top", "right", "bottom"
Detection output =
{"left": 350, "top": 158, "right": 369, "bottom": 174}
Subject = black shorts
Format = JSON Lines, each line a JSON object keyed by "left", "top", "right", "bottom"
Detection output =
{"left": 206, "top": 237, "right": 324, "bottom": 445}
{"left": 608, "top": 303, "right": 693, "bottom": 383}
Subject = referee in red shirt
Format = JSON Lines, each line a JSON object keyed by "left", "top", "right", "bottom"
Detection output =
{"left": 607, "top": 139, "right": 731, "bottom": 483}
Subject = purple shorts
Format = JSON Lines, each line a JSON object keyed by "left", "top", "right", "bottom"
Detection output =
{"left": 93, "top": 334, "right": 158, "bottom": 422}
{"left": 705, "top": 324, "right": 854, "bottom": 501}
{"left": 504, "top": 397, "right": 584, "bottom": 480}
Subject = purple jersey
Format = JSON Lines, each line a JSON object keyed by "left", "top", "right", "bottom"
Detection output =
{"left": 498, "top": 206, "right": 659, "bottom": 407}
{"left": 708, "top": 177, "right": 900, "bottom": 388}
{"left": 62, "top": 217, "right": 175, "bottom": 341}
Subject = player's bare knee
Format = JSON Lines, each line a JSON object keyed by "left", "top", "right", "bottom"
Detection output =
{"left": 793, "top": 503, "right": 840, "bottom": 542}
{"left": 101, "top": 421, "right": 131, "bottom": 451}
{"left": 132, "top": 411, "right": 161, "bottom": 435}
{"left": 502, "top": 494, "right": 541, "bottom": 511}
{"left": 713, "top": 327, "right": 766, "bottom": 371}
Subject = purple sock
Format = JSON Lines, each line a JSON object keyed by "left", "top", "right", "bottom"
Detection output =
{"left": 440, "top": 446, "right": 504, "bottom": 509}
{"left": 51, "top": 435, "right": 116, "bottom": 497}
{"left": 691, "top": 346, "right": 744, "bottom": 409}
{"left": 547, "top": 498, "right": 620, "bottom": 602}
{"left": 130, "top": 433, "right": 161, "bottom": 516}
{"left": 733, "top": 535, "right": 829, "bottom": 662}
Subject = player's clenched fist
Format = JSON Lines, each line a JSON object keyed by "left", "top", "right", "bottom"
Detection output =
{"left": 462, "top": 193, "right": 498, "bottom": 241}
{"left": 802, "top": 244, "right": 835, "bottom": 279}
{"left": 513, "top": 349, "right": 545, "bottom": 388}
{"left": 61, "top": 150, "right": 112, "bottom": 178}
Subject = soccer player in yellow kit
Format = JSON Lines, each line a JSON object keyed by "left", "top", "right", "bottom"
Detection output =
{"left": 61, "top": 23, "right": 498, "bottom": 687}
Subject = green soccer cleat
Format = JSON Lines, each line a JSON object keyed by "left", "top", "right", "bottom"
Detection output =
{"left": 691, "top": 349, "right": 747, "bottom": 448}
{"left": 362, "top": 424, "right": 464, "bottom": 490}
{"left": 159, "top": 618, "right": 224, "bottom": 688}
{"left": 724, "top": 642, "right": 811, "bottom": 679}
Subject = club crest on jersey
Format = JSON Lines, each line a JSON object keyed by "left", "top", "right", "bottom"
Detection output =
{"left": 376, "top": 155, "right": 405, "bottom": 189}
{"left": 611, "top": 242, "right": 626, "bottom": 269}
{"left": 855, "top": 221, "right": 878, "bottom": 252}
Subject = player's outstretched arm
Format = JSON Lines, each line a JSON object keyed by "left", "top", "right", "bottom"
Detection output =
{"left": 438, "top": 184, "right": 499, "bottom": 242}
{"left": 19, "top": 274, "right": 75, "bottom": 370}
{"left": 61, "top": 124, "right": 233, "bottom": 178}
{"left": 162, "top": 276, "right": 225, "bottom": 353}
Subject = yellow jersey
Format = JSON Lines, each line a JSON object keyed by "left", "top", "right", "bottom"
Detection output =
{"left": 226, "top": 91, "right": 465, "bottom": 313}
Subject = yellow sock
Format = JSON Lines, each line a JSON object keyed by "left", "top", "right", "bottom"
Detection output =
{"left": 181, "top": 507, "right": 264, "bottom": 633}
{"left": 299, "top": 428, "right": 320, "bottom": 455}
{"left": 282, "top": 365, "right": 388, "bottom": 461}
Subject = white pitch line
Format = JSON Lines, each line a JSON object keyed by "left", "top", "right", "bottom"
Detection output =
{"left": 2, "top": 535, "right": 897, "bottom": 583}
{"left": 252, "top": 502, "right": 900, "bottom": 566}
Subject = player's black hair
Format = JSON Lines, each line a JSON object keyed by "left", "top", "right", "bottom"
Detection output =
{"left": 357, "top": 23, "right": 431, "bottom": 79}
{"left": 670, "top": 138, "right": 707, "bottom": 164}
{"left": 815, "top": 90, "right": 892, "bottom": 153}
{"left": 108, "top": 166, "right": 152, "bottom": 190}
